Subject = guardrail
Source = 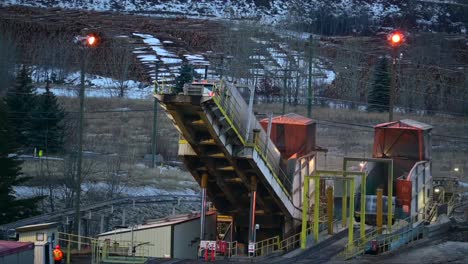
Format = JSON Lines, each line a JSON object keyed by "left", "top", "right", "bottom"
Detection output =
{"left": 227, "top": 241, "right": 239, "bottom": 257}
{"left": 253, "top": 219, "right": 334, "bottom": 257}
{"left": 340, "top": 210, "right": 426, "bottom": 260}
{"left": 210, "top": 81, "right": 293, "bottom": 196}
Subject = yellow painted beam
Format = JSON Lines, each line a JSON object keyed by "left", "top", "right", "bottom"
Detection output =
{"left": 360, "top": 173, "right": 367, "bottom": 239}
{"left": 300, "top": 176, "right": 310, "bottom": 249}
{"left": 327, "top": 186, "right": 334, "bottom": 235}
{"left": 377, "top": 188, "right": 383, "bottom": 234}
{"left": 314, "top": 176, "right": 320, "bottom": 243}
{"left": 348, "top": 178, "right": 355, "bottom": 250}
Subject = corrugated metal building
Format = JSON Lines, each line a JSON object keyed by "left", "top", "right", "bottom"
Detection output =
{"left": 97, "top": 212, "right": 216, "bottom": 259}
{"left": 0, "top": 240, "right": 34, "bottom": 264}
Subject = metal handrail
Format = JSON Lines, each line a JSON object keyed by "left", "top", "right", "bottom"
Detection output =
{"left": 255, "top": 235, "right": 280, "bottom": 257}
{"left": 340, "top": 208, "right": 427, "bottom": 260}
{"left": 211, "top": 81, "right": 293, "bottom": 196}
{"left": 227, "top": 241, "right": 238, "bottom": 257}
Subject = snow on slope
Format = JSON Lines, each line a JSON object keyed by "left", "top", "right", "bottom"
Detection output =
{"left": 1, "top": 0, "right": 463, "bottom": 29}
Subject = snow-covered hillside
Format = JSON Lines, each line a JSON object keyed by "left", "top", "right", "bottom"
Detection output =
{"left": 1, "top": 0, "right": 466, "bottom": 32}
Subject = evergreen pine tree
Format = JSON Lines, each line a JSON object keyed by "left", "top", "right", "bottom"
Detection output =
{"left": 174, "top": 64, "right": 194, "bottom": 94}
{"left": 368, "top": 57, "right": 391, "bottom": 112}
{"left": 5, "top": 66, "right": 37, "bottom": 152}
{"left": 30, "top": 81, "right": 65, "bottom": 154}
{"left": 0, "top": 100, "right": 42, "bottom": 225}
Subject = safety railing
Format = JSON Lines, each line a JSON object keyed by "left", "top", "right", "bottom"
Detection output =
{"left": 227, "top": 241, "right": 239, "bottom": 257}
{"left": 253, "top": 219, "right": 334, "bottom": 258}
{"left": 254, "top": 235, "right": 280, "bottom": 257}
{"left": 210, "top": 81, "right": 293, "bottom": 195}
{"left": 376, "top": 223, "right": 424, "bottom": 255}
{"left": 340, "top": 209, "right": 426, "bottom": 260}
{"left": 91, "top": 239, "right": 151, "bottom": 264}
{"left": 447, "top": 194, "right": 456, "bottom": 215}
{"left": 58, "top": 232, "right": 98, "bottom": 264}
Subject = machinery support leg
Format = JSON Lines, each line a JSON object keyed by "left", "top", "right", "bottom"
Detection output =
{"left": 313, "top": 177, "right": 320, "bottom": 243}
{"left": 327, "top": 186, "right": 334, "bottom": 235}
{"left": 348, "top": 179, "right": 355, "bottom": 250}
{"left": 248, "top": 176, "right": 258, "bottom": 247}
{"left": 377, "top": 188, "right": 383, "bottom": 234}
{"left": 200, "top": 173, "right": 208, "bottom": 241}
{"left": 388, "top": 164, "right": 394, "bottom": 231}
{"left": 300, "top": 177, "right": 310, "bottom": 249}
{"left": 360, "top": 173, "right": 367, "bottom": 239}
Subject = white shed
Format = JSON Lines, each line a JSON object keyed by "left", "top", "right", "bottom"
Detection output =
{"left": 16, "top": 222, "right": 59, "bottom": 264}
{"left": 97, "top": 212, "right": 216, "bottom": 259}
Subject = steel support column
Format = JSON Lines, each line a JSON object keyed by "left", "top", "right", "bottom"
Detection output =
{"left": 313, "top": 176, "right": 320, "bottom": 243}
{"left": 301, "top": 170, "right": 363, "bottom": 249}
{"left": 300, "top": 175, "right": 310, "bottom": 249}
{"left": 377, "top": 188, "right": 383, "bottom": 234}
{"left": 248, "top": 176, "right": 258, "bottom": 244}
{"left": 200, "top": 173, "right": 208, "bottom": 241}
{"left": 327, "top": 187, "right": 334, "bottom": 235}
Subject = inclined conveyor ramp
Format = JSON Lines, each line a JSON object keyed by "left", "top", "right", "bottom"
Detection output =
{"left": 155, "top": 81, "right": 301, "bottom": 238}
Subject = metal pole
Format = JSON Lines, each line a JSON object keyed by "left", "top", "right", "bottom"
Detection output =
{"left": 245, "top": 86, "right": 255, "bottom": 141}
{"left": 348, "top": 179, "right": 355, "bottom": 250}
{"left": 388, "top": 162, "right": 394, "bottom": 231}
{"left": 360, "top": 173, "right": 366, "bottom": 239}
{"left": 151, "top": 63, "right": 159, "bottom": 168}
{"left": 131, "top": 226, "right": 134, "bottom": 257}
{"left": 300, "top": 176, "right": 310, "bottom": 249}
{"left": 74, "top": 49, "right": 86, "bottom": 236}
{"left": 200, "top": 173, "right": 208, "bottom": 241}
{"left": 389, "top": 49, "right": 398, "bottom": 122}
{"left": 327, "top": 186, "right": 334, "bottom": 235}
{"left": 248, "top": 176, "right": 258, "bottom": 244}
{"left": 264, "top": 113, "right": 273, "bottom": 154}
{"left": 282, "top": 69, "right": 287, "bottom": 115}
{"left": 307, "top": 35, "right": 313, "bottom": 118}
{"left": 66, "top": 234, "right": 71, "bottom": 264}
{"left": 377, "top": 188, "right": 383, "bottom": 234}
{"left": 313, "top": 176, "right": 320, "bottom": 243}
{"left": 204, "top": 65, "right": 208, "bottom": 80}
{"left": 342, "top": 163, "right": 348, "bottom": 227}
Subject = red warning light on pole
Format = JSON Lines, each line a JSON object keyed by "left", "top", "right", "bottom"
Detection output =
{"left": 86, "top": 35, "right": 96, "bottom": 46}
{"left": 388, "top": 31, "right": 404, "bottom": 47}
{"left": 84, "top": 34, "right": 99, "bottom": 47}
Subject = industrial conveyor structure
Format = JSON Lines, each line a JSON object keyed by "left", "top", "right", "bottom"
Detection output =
{"left": 155, "top": 81, "right": 315, "bottom": 244}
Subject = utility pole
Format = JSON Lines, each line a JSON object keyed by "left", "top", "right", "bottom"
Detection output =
{"left": 307, "top": 35, "right": 313, "bottom": 118}
{"left": 151, "top": 62, "right": 159, "bottom": 168}
{"left": 74, "top": 48, "right": 86, "bottom": 236}
{"left": 388, "top": 31, "right": 404, "bottom": 122}
{"left": 389, "top": 52, "right": 396, "bottom": 122}
{"left": 73, "top": 33, "right": 98, "bottom": 236}
{"left": 282, "top": 67, "right": 288, "bottom": 115}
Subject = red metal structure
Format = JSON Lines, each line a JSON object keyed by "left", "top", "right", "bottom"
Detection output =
{"left": 260, "top": 113, "right": 316, "bottom": 160}
{"left": 366, "top": 119, "right": 433, "bottom": 221}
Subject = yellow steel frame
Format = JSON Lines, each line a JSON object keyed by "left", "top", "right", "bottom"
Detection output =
{"left": 301, "top": 170, "right": 366, "bottom": 250}
{"left": 343, "top": 157, "right": 394, "bottom": 231}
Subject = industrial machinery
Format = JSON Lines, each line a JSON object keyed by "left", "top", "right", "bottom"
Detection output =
{"left": 356, "top": 120, "right": 433, "bottom": 225}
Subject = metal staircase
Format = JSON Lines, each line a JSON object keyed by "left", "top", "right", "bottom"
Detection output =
{"left": 155, "top": 81, "right": 300, "bottom": 240}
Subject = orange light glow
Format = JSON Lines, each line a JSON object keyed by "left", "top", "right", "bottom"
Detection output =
{"left": 86, "top": 35, "right": 96, "bottom": 46}
{"left": 391, "top": 33, "right": 401, "bottom": 44}
{"left": 389, "top": 32, "right": 404, "bottom": 46}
